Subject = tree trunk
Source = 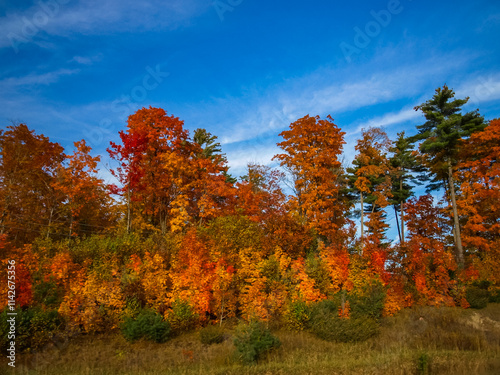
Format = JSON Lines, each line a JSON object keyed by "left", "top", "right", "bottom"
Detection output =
{"left": 68, "top": 216, "right": 73, "bottom": 237}
{"left": 0, "top": 212, "right": 5, "bottom": 235}
{"left": 394, "top": 206, "right": 402, "bottom": 243}
{"left": 448, "top": 165, "right": 464, "bottom": 268}
{"left": 400, "top": 178, "right": 404, "bottom": 244}
{"left": 401, "top": 200, "right": 405, "bottom": 245}
{"left": 47, "top": 207, "right": 54, "bottom": 239}
{"left": 219, "top": 296, "right": 225, "bottom": 327}
{"left": 360, "top": 192, "right": 364, "bottom": 247}
{"left": 160, "top": 211, "right": 167, "bottom": 234}
{"left": 126, "top": 185, "right": 131, "bottom": 234}
{"left": 340, "top": 288, "right": 347, "bottom": 316}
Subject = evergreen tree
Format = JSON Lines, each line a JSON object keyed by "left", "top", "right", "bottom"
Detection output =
{"left": 193, "top": 128, "right": 236, "bottom": 184}
{"left": 193, "top": 128, "right": 222, "bottom": 160}
{"left": 411, "top": 85, "right": 486, "bottom": 268}
{"left": 389, "top": 131, "right": 423, "bottom": 244}
{"left": 347, "top": 128, "right": 392, "bottom": 246}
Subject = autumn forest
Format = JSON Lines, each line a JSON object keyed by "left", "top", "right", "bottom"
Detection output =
{"left": 1, "top": 85, "right": 499, "bottom": 370}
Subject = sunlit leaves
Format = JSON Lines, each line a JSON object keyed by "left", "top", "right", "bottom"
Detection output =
{"left": 274, "top": 115, "right": 352, "bottom": 243}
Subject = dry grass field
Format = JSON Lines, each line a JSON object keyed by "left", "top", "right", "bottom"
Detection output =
{"left": 3, "top": 304, "right": 500, "bottom": 375}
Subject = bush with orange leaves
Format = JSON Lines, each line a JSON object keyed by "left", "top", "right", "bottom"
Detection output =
{"left": 58, "top": 257, "right": 124, "bottom": 333}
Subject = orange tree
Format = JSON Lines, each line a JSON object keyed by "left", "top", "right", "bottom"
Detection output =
{"left": 108, "top": 107, "right": 199, "bottom": 233}
{"left": 0, "top": 123, "right": 65, "bottom": 243}
{"left": 54, "top": 140, "right": 117, "bottom": 237}
{"left": 273, "top": 115, "right": 353, "bottom": 245}
{"left": 108, "top": 107, "right": 234, "bottom": 233}
{"left": 456, "top": 118, "right": 500, "bottom": 283}
{"left": 401, "top": 194, "right": 458, "bottom": 306}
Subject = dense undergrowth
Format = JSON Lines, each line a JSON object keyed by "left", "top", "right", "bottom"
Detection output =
{"left": 1, "top": 304, "right": 499, "bottom": 374}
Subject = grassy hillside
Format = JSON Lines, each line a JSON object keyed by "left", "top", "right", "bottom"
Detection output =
{"left": 3, "top": 304, "right": 500, "bottom": 375}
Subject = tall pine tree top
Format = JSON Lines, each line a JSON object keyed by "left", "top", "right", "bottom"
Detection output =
{"left": 411, "top": 84, "right": 486, "bottom": 189}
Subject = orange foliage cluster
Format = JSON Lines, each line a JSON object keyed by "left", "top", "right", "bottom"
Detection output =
{"left": 0, "top": 108, "right": 498, "bottom": 333}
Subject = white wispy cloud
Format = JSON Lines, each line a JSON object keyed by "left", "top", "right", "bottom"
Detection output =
{"left": 348, "top": 107, "right": 420, "bottom": 136}
{"left": 456, "top": 73, "right": 500, "bottom": 107}
{"left": 225, "top": 143, "right": 281, "bottom": 173}
{"left": 69, "top": 54, "right": 102, "bottom": 65}
{"left": 0, "top": 0, "right": 208, "bottom": 50}
{"left": 210, "top": 55, "right": 468, "bottom": 147}
{"left": 0, "top": 68, "right": 79, "bottom": 87}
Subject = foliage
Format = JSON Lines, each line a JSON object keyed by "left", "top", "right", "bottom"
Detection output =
{"left": 389, "top": 131, "right": 423, "bottom": 244}
{"left": 121, "top": 309, "right": 170, "bottom": 343}
{"left": 348, "top": 127, "right": 393, "bottom": 245}
{"left": 465, "top": 285, "right": 490, "bottom": 309}
{"left": 0, "top": 124, "right": 117, "bottom": 244}
{"left": 273, "top": 115, "right": 352, "bottom": 243}
{"left": 416, "top": 352, "right": 431, "bottom": 375}
{"left": 33, "top": 279, "right": 63, "bottom": 309}
{"left": 1, "top": 94, "right": 499, "bottom": 355}
{"left": 411, "top": 85, "right": 486, "bottom": 268}
{"left": 0, "top": 124, "right": 65, "bottom": 243}
{"left": 233, "top": 320, "right": 281, "bottom": 364}
{"left": 0, "top": 307, "right": 63, "bottom": 353}
{"left": 199, "top": 324, "right": 225, "bottom": 345}
{"left": 167, "top": 299, "right": 199, "bottom": 334}
{"left": 349, "top": 280, "right": 386, "bottom": 320}
{"left": 308, "top": 299, "right": 379, "bottom": 342}
{"left": 466, "top": 287, "right": 489, "bottom": 309}
{"left": 283, "top": 299, "right": 311, "bottom": 331}
{"left": 456, "top": 118, "right": 500, "bottom": 283}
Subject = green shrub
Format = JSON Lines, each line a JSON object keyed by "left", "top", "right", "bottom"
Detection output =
{"left": 489, "top": 288, "right": 500, "bottom": 303}
{"left": 121, "top": 310, "right": 170, "bottom": 343}
{"left": 305, "top": 253, "right": 331, "bottom": 295}
{"left": 284, "top": 300, "right": 311, "bottom": 331}
{"left": 0, "top": 308, "right": 63, "bottom": 353}
{"left": 233, "top": 321, "right": 281, "bottom": 364}
{"left": 308, "top": 299, "right": 380, "bottom": 343}
{"left": 310, "top": 314, "right": 379, "bottom": 343}
{"left": 33, "top": 279, "right": 63, "bottom": 308}
{"left": 69, "top": 233, "right": 154, "bottom": 264}
{"left": 416, "top": 352, "right": 431, "bottom": 374}
{"left": 466, "top": 286, "right": 490, "bottom": 309}
{"left": 168, "top": 299, "right": 199, "bottom": 334}
{"left": 310, "top": 298, "right": 339, "bottom": 316}
{"left": 200, "top": 324, "right": 224, "bottom": 345}
{"left": 349, "top": 280, "right": 386, "bottom": 320}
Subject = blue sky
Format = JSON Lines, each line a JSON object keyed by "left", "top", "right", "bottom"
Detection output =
{"left": 1, "top": 0, "right": 500, "bottom": 224}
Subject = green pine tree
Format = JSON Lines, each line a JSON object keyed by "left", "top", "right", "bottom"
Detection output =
{"left": 193, "top": 128, "right": 236, "bottom": 184}
{"left": 389, "top": 131, "right": 423, "bottom": 244}
{"left": 411, "top": 85, "right": 486, "bottom": 268}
